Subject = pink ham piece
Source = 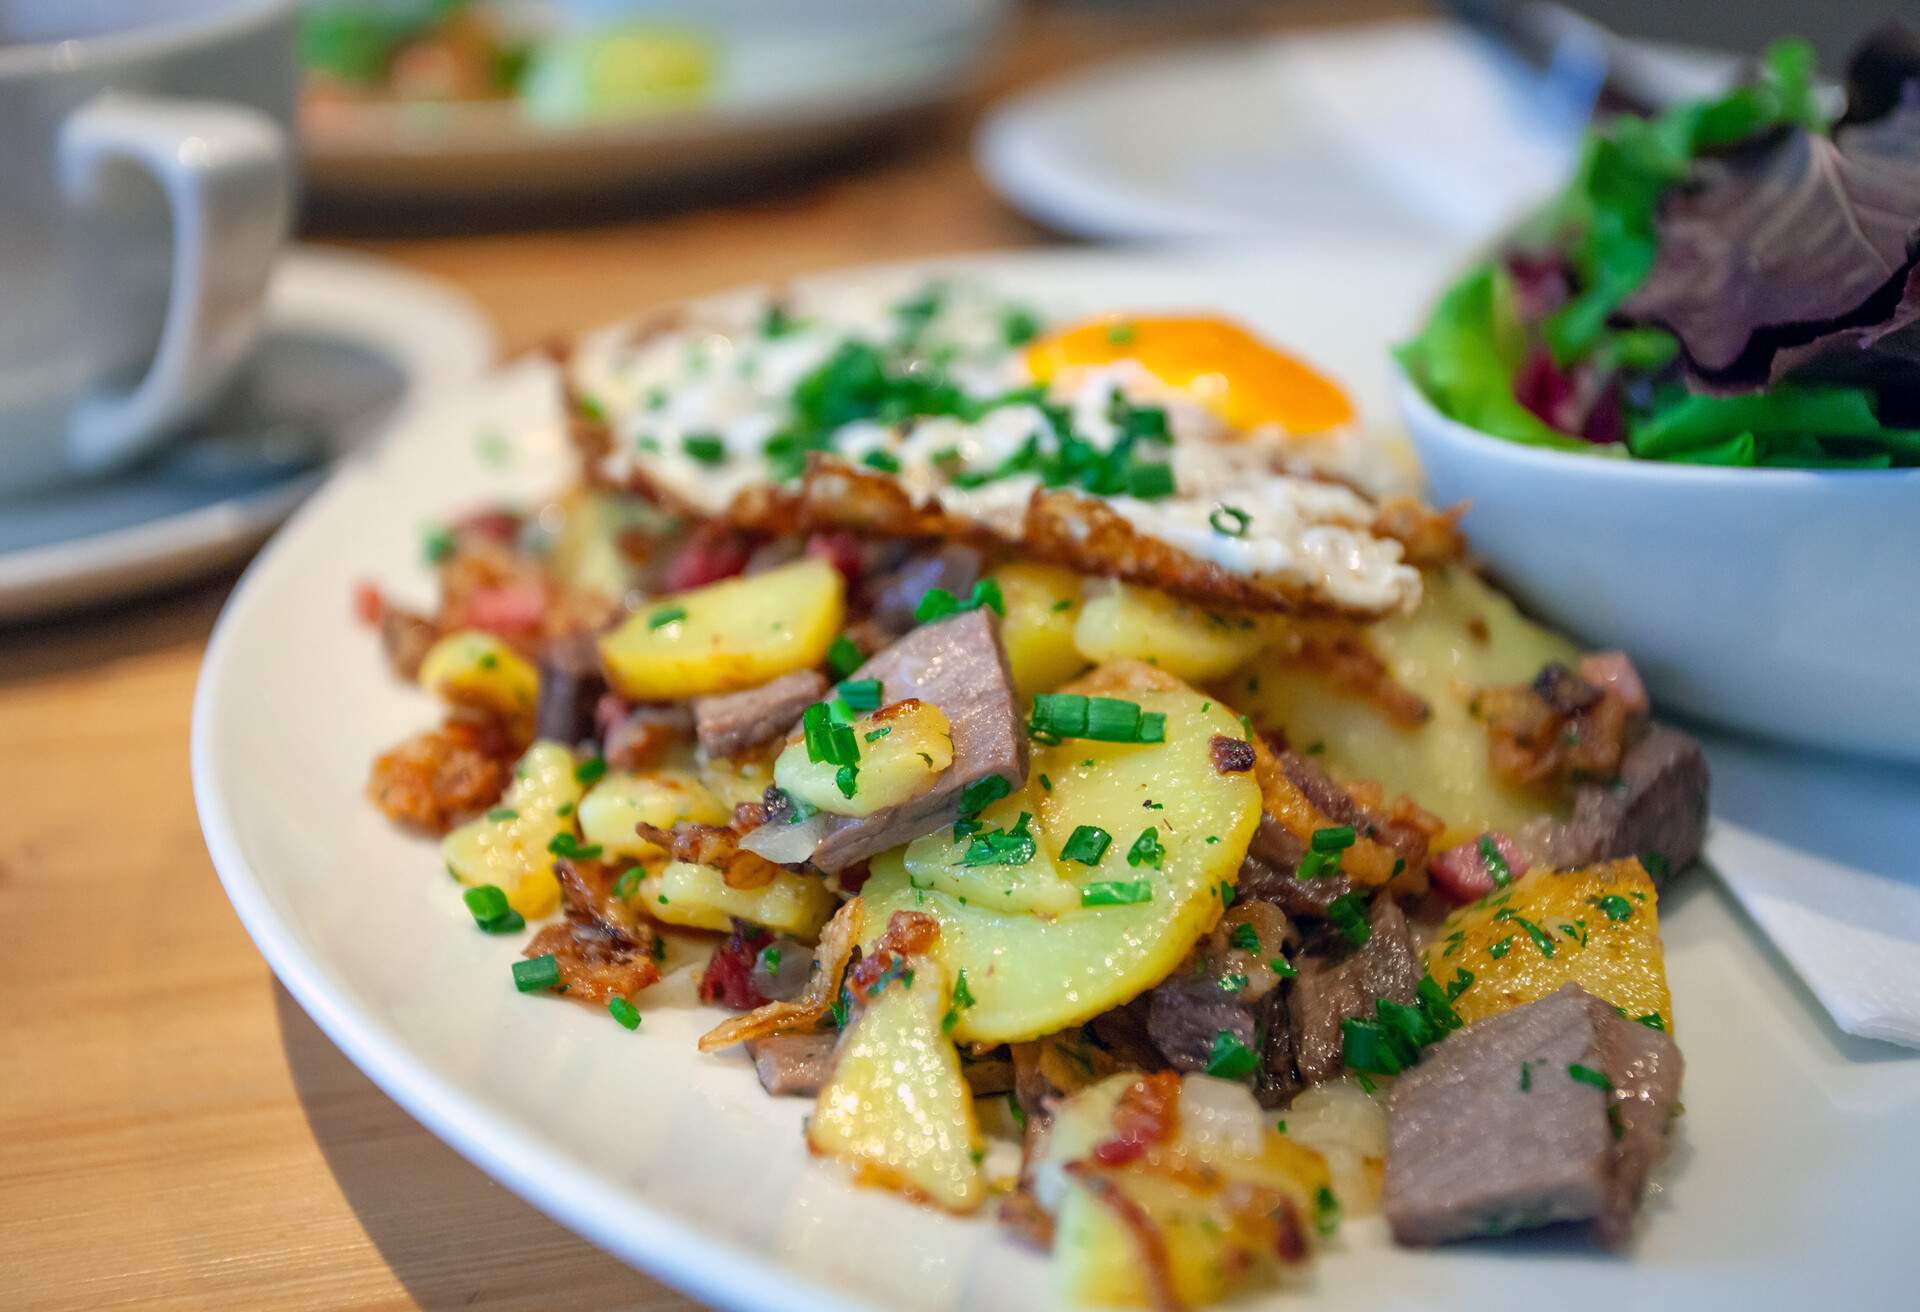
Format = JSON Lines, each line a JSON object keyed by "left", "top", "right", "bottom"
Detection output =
{"left": 1429, "top": 832, "right": 1531, "bottom": 905}
{"left": 1578, "top": 651, "right": 1649, "bottom": 716}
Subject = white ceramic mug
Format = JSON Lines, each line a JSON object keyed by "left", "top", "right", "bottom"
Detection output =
{"left": 0, "top": 0, "right": 296, "bottom": 496}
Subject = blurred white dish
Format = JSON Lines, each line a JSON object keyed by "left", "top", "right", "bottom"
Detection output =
{"left": 195, "top": 243, "right": 1918, "bottom": 1312}
{"left": 975, "top": 19, "right": 1729, "bottom": 243}
{"left": 0, "top": 246, "right": 493, "bottom": 620}
{"left": 1396, "top": 370, "right": 1920, "bottom": 765}
{"left": 303, "top": 0, "right": 1007, "bottom": 200}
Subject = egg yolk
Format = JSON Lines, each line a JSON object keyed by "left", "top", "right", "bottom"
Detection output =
{"left": 1024, "top": 315, "right": 1354, "bottom": 436}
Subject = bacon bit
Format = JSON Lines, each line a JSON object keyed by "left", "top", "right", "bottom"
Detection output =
{"left": 462, "top": 581, "right": 548, "bottom": 636}
{"left": 661, "top": 524, "right": 751, "bottom": 591}
{"left": 869, "top": 696, "right": 926, "bottom": 725}
{"left": 523, "top": 914, "right": 660, "bottom": 1006}
{"left": 1428, "top": 832, "right": 1532, "bottom": 904}
{"left": 379, "top": 604, "right": 441, "bottom": 681}
{"left": 1209, "top": 734, "right": 1256, "bottom": 774}
{"left": 1464, "top": 614, "right": 1490, "bottom": 644}
{"left": 1248, "top": 736, "right": 1430, "bottom": 892}
{"left": 454, "top": 508, "right": 522, "bottom": 544}
{"left": 699, "top": 926, "right": 774, "bottom": 1010}
{"left": 352, "top": 580, "right": 385, "bottom": 626}
{"left": 1477, "top": 662, "right": 1635, "bottom": 789}
{"left": 1063, "top": 1163, "right": 1183, "bottom": 1312}
{"left": 804, "top": 531, "right": 865, "bottom": 583}
{"left": 844, "top": 910, "right": 941, "bottom": 998}
{"left": 698, "top": 899, "right": 865, "bottom": 1052}
{"left": 834, "top": 864, "right": 872, "bottom": 897}
{"left": 366, "top": 716, "right": 517, "bottom": 832}
{"left": 634, "top": 821, "right": 782, "bottom": 889}
{"left": 1578, "top": 650, "right": 1649, "bottom": 716}
{"left": 1097, "top": 1072, "right": 1181, "bottom": 1165}
{"left": 556, "top": 858, "right": 644, "bottom": 940}
{"left": 998, "top": 1191, "right": 1057, "bottom": 1249}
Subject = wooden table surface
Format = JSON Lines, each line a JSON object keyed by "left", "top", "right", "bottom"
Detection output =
{"left": 0, "top": 4, "right": 1414, "bottom": 1307}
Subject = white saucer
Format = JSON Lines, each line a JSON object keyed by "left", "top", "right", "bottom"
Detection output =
{"left": 974, "top": 19, "right": 1729, "bottom": 243}
{"left": 0, "top": 246, "right": 495, "bottom": 622}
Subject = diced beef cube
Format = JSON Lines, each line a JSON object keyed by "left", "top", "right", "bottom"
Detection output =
{"left": 1237, "top": 819, "right": 1356, "bottom": 920}
{"left": 534, "top": 634, "right": 608, "bottom": 746}
{"left": 746, "top": 1031, "right": 838, "bottom": 1097}
{"left": 598, "top": 697, "right": 694, "bottom": 770}
{"left": 692, "top": 670, "right": 829, "bottom": 758}
{"left": 808, "top": 610, "right": 1027, "bottom": 872}
{"left": 1287, "top": 896, "right": 1421, "bottom": 1085}
{"left": 1382, "top": 982, "right": 1683, "bottom": 1246}
{"left": 1537, "top": 723, "right": 1709, "bottom": 879}
{"left": 1145, "top": 900, "right": 1300, "bottom": 1105}
{"left": 1148, "top": 977, "right": 1258, "bottom": 1073}
{"left": 859, "top": 544, "right": 983, "bottom": 635}
{"left": 1280, "top": 751, "right": 1431, "bottom": 875}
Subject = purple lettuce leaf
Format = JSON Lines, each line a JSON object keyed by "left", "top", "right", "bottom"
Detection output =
{"left": 1768, "top": 263, "right": 1920, "bottom": 398}
{"left": 1621, "top": 95, "right": 1920, "bottom": 373}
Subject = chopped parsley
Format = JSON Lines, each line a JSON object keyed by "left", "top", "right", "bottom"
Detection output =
{"left": 960, "top": 812, "right": 1038, "bottom": 867}
{"left": 864, "top": 726, "right": 892, "bottom": 743}
{"left": 1567, "top": 1063, "right": 1612, "bottom": 1093}
{"left": 860, "top": 448, "right": 902, "bottom": 473}
{"left": 422, "top": 525, "right": 455, "bottom": 565}
{"left": 1313, "top": 1186, "right": 1341, "bottom": 1237}
{"left": 957, "top": 773, "right": 1012, "bottom": 818}
{"left": 1204, "top": 1030, "right": 1257, "bottom": 1079}
{"left": 1520, "top": 1061, "right": 1533, "bottom": 1091}
{"left": 942, "top": 969, "right": 977, "bottom": 1032}
{"left": 1126, "top": 827, "right": 1165, "bottom": 870}
{"left": 915, "top": 577, "right": 1005, "bottom": 624}
{"left": 1327, "top": 892, "right": 1371, "bottom": 946}
{"left": 1229, "top": 923, "right": 1262, "bottom": 952}
{"left": 1479, "top": 833, "right": 1513, "bottom": 887}
{"left": 1636, "top": 1012, "right": 1667, "bottom": 1031}
{"left": 1590, "top": 894, "right": 1635, "bottom": 921}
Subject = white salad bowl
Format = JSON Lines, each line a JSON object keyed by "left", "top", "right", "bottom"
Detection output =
{"left": 1396, "top": 370, "right": 1920, "bottom": 764}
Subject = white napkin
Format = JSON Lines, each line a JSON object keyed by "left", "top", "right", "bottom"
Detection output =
{"left": 1699, "top": 730, "right": 1920, "bottom": 1048}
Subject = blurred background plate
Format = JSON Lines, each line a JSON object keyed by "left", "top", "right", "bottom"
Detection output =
{"left": 301, "top": 0, "right": 1008, "bottom": 200}
{"left": 0, "top": 247, "right": 494, "bottom": 621}
{"left": 975, "top": 16, "right": 1733, "bottom": 243}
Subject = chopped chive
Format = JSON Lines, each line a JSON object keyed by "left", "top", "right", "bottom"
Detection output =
{"left": 1050, "top": 597, "right": 1074, "bottom": 613}
{"left": 1204, "top": 1031, "right": 1256, "bottom": 1079}
{"left": 546, "top": 833, "right": 602, "bottom": 860}
{"left": 861, "top": 449, "right": 902, "bottom": 474}
{"left": 513, "top": 954, "right": 561, "bottom": 992}
{"left": 914, "top": 578, "right": 1005, "bottom": 624}
{"left": 864, "top": 726, "right": 892, "bottom": 743}
{"left": 608, "top": 996, "right": 642, "bottom": 1030}
{"left": 1327, "top": 893, "right": 1371, "bottom": 946}
{"left": 836, "top": 678, "right": 883, "bottom": 713}
{"left": 1038, "top": 773, "right": 1052, "bottom": 791}
{"left": 574, "top": 756, "right": 608, "bottom": 786}
{"left": 681, "top": 433, "right": 727, "bottom": 465}
{"left": 648, "top": 605, "right": 687, "bottom": 630}
{"left": 1209, "top": 505, "right": 1251, "bottom": 537}
{"left": 1269, "top": 957, "right": 1297, "bottom": 978}
{"left": 1059, "top": 825, "right": 1112, "bottom": 865}
{"left": 1126, "top": 461, "right": 1176, "bottom": 499}
{"left": 826, "top": 634, "right": 864, "bottom": 679}
{"left": 1296, "top": 849, "right": 1340, "bottom": 880}
{"left": 422, "top": 525, "right": 455, "bottom": 564}
{"left": 485, "top": 807, "right": 518, "bottom": 822}
{"left": 1126, "top": 827, "right": 1165, "bottom": 870}
{"left": 1218, "top": 879, "right": 1234, "bottom": 906}
{"left": 613, "top": 867, "right": 644, "bottom": 899}
{"left": 1521, "top": 1061, "right": 1533, "bottom": 1091}
{"left": 1313, "top": 1186, "right": 1341, "bottom": 1237}
{"left": 1080, "top": 880, "right": 1153, "bottom": 907}
{"left": 1636, "top": 1012, "right": 1667, "bottom": 1031}
{"left": 1310, "top": 825, "right": 1356, "bottom": 853}
{"left": 834, "top": 764, "right": 860, "bottom": 799}
{"left": 1568, "top": 1063, "right": 1612, "bottom": 1092}
{"left": 1219, "top": 974, "right": 1250, "bottom": 994}
{"left": 462, "top": 884, "right": 511, "bottom": 927}
{"left": 1229, "top": 923, "right": 1261, "bottom": 952}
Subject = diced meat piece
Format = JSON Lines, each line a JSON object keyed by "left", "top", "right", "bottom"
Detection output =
{"left": 808, "top": 610, "right": 1027, "bottom": 872}
{"left": 600, "top": 699, "right": 693, "bottom": 769}
{"left": 746, "top": 1031, "right": 838, "bottom": 1097}
{"left": 1428, "top": 832, "right": 1531, "bottom": 905}
{"left": 1532, "top": 662, "right": 1603, "bottom": 715}
{"left": 748, "top": 935, "right": 815, "bottom": 1002}
{"left": 1537, "top": 724, "right": 1709, "bottom": 879}
{"left": 1287, "top": 896, "right": 1421, "bottom": 1085}
{"left": 1578, "top": 651, "right": 1649, "bottom": 715}
{"left": 1382, "top": 983, "right": 1683, "bottom": 1246}
{"left": 366, "top": 717, "right": 516, "bottom": 833}
{"left": 963, "top": 1055, "right": 1017, "bottom": 1098}
{"left": 1146, "top": 900, "right": 1299, "bottom": 1102}
{"left": 804, "top": 530, "right": 867, "bottom": 583}
{"left": 699, "top": 926, "right": 774, "bottom": 1011}
{"left": 661, "top": 524, "right": 751, "bottom": 590}
{"left": 1237, "top": 821, "right": 1355, "bottom": 919}
{"left": 534, "top": 634, "right": 607, "bottom": 745}
{"left": 692, "top": 669, "right": 829, "bottom": 758}
{"left": 1147, "top": 976, "right": 1257, "bottom": 1074}
{"left": 462, "top": 581, "right": 547, "bottom": 636}
{"left": 859, "top": 544, "right": 983, "bottom": 635}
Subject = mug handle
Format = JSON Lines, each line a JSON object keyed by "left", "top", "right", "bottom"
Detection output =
{"left": 57, "top": 92, "right": 293, "bottom": 473}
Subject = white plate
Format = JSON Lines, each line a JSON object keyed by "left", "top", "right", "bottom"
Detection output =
{"left": 303, "top": 0, "right": 1006, "bottom": 200}
{"left": 974, "top": 21, "right": 1731, "bottom": 244}
{"left": 0, "top": 246, "right": 493, "bottom": 621}
{"left": 193, "top": 245, "right": 1920, "bottom": 1311}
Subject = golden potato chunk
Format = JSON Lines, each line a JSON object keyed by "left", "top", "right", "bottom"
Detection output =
{"left": 1074, "top": 582, "right": 1268, "bottom": 682}
{"left": 864, "top": 663, "right": 1260, "bottom": 1043}
{"left": 992, "top": 562, "right": 1090, "bottom": 699}
{"left": 441, "top": 741, "right": 583, "bottom": 918}
{"left": 644, "top": 860, "right": 837, "bottom": 938}
{"left": 598, "top": 557, "right": 844, "bottom": 700}
{"left": 417, "top": 630, "right": 540, "bottom": 720}
{"left": 1428, "top": 858, "right": 1671, "bottom": 1030}
{"left": 578, "top": 768, "right": 730, "bottom": 861}
{"left": 773, "top": 699, "right": 954, "bottom": 817}
{"left": 808, "top": 954, "right": 984, "bottom": 1213}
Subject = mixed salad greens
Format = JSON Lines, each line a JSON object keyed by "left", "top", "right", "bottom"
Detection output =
{"left": 1400, "top": 28, "right": 1920, "bottom": 469}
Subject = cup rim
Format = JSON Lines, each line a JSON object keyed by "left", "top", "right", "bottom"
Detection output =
{"left": 1393, "top": 361, "right": 1920, "bottom": 488}
{"left": 0, "top": 0, "right": 293, "bottom": 80}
